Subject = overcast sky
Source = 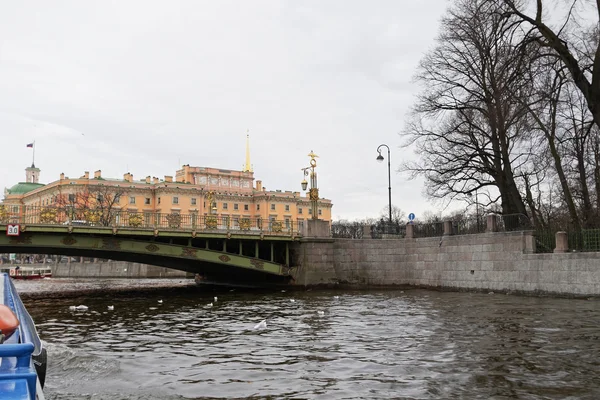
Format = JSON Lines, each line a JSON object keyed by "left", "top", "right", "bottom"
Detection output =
{"left": 0, "top": 0, "right": 454, "bottom": 221}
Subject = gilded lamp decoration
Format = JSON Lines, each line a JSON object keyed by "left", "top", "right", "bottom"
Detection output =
{"left": 301, "top": 150, "right": 320, "bottom": 220}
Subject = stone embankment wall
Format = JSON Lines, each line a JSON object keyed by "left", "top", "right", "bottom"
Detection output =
{"left": 53, "top": 261, "right": 188, "bottom": 278}
{"left": 293, "top": 231, "right": 600, "bottom": 296}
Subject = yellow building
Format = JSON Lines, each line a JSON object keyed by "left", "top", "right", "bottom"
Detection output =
{"left": 1, "top": 141, "right": 332, "bottom": 230}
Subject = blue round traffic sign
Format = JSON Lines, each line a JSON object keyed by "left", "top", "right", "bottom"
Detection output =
{"left": 408, "top": 213, "right": 415, "bottom": 221}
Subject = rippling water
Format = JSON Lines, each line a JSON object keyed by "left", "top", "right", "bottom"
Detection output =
{"left": 22, "top": 286, "right": 600, "bottom": 399}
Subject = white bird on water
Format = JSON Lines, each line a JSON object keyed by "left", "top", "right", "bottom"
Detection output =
{"left": 207, "top": 302, "right": 213, "bottom": 308}
{"left": 290, "top": 299, "right": 296, "bottom": 303}
{"left": 214, "top": 296, "right": 218, "bottom": 302}
{"left": 254, "top": 320, "right": 267, "bottom": 330}
{"left": 107, "top": 305, "right": 114, "bottom": 311}
{"left": 157, "top": 299, "right": 163, "bottom": 304}
{"left": 73, "top": 305, "right": 88, "bottom": 311}
{"left": 317, "top": 311, "right": 325, "bottom": 316}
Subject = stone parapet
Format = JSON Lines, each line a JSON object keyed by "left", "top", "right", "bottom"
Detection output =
{"left": 554, "top": 231, "right": 568, "bottom": 253}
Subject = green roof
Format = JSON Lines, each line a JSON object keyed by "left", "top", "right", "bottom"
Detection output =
{"left": 7, "top": 182, "right": 45, "bottom": 195}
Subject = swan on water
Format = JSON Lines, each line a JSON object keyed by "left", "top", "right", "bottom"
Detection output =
{"left": 73, "top": 305, "right": 88, "bottom": 311}
{"left": 333, "top": 296, "right": 339, "bottom": 299}
{"left": 214, "top": 296, "right": 218, "bottom": 302}
{"left": 290, "top": 299, "right": 296, "bottom": 303}
{"left": 254, "top": 320, "right": 267, "bottom": 330}
{"left": 157, "top": 299, "right": 163, "bottom": 304}
{"left": 107, "top": 305, "right": 114, "bottom": 311}
{"left": 317, "top": 311, "right": 325, "bottom": 316}
{"left": 207, "top": 302, "right": 213, "bottom": 307}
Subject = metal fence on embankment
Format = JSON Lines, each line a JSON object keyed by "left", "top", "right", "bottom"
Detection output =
{"left": 332, "top": 213, "right": 530, "bottom": 239}
{"left": 331, "top": 213, "right": 600, "bottom": 253}
{"left": 534, "top": 227, "right": 600, "bottom": 253}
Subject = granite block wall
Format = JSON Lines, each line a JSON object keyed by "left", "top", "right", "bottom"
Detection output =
{"left": 53, "top": 261, "right": 188, "bottom": 278}
{"left": 294, "top": 231, "right": 600, "bottom": 296}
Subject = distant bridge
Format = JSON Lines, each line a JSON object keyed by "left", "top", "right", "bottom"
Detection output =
{"left": 0, "top": 209, "right": 304, "bottom": 285}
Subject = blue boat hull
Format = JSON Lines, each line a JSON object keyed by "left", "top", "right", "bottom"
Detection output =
{"left": 0, "top": 273, "right": 45, "bottom": 399}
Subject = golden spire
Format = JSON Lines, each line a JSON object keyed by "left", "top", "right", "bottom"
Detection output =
{"left": 244, "top": 131, "right": 253, "bottom": 172}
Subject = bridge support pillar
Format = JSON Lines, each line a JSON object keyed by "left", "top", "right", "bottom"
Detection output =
{"left": 239, "top": 241, "right": 242, "bottom": 255}
{"left": 305, "top": 219, "right": 331, "bottom": 238}
{"left": 270, "top": 242, "right": 274, "bottom": 262}
{"left": 285, "top": 243, "right": 289, "bottom": 266}
{"left": 255, "top": 241, "right": 259, "bottom": 258}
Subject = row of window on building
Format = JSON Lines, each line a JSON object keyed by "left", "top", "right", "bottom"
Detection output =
{"left": 35, "top": 194, "right": 322, "bottom": 214}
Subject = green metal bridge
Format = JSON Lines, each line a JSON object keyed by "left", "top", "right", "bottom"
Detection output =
{"left": 0, "top": 209, "right": 303, "bottom": 285}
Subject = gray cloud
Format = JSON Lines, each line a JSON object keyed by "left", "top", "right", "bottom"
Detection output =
{"left": 0, "top": 0, "right": 450, "bottom": 221}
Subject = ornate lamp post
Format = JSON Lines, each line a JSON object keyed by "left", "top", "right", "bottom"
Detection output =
{"left": 205, "top": 191, "right": 218, "bottom": 215}
{"left": 376, "top": 144, "right": 392, "bottom": 225}
{"left": 301, "top": 150, "right": 319, "bottom": 220}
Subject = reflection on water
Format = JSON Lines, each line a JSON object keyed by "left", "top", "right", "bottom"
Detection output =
{"left": 23, "top": 285, "right": 600, "bottom": 399}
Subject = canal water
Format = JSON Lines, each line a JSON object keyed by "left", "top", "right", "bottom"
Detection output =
{"left": 21, "top": 284, "right": 600, "bottom": 399}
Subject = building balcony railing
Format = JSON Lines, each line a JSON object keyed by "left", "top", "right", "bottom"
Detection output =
{"left": 0, "top": 206, "right": 300, "bottom": 237}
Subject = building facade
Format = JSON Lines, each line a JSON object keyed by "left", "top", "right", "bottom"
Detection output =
{"left": 1, "top": 153, "right": 332, "bottom": 230}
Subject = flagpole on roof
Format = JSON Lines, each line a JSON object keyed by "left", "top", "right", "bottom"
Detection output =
{"left": 32, "top": 140, "right": 35, "bottom": 167}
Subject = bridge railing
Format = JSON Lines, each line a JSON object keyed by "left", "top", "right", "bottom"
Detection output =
{"left": 3, "top": 206, "right": 299, "bottom": 236}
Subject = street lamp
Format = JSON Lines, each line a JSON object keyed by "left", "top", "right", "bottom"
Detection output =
{"left": 467, "top": 189, "right": 480, "bottom": 230}
{"left": 376, "top": 144, "right": 392, "bottom": 225}
{"left": 300, "top": 150, "right": 319, "bottom": 220}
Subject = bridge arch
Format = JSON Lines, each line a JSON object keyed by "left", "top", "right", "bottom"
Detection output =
{"left": 0, "top": 229, "right": 295, "bottom": 286}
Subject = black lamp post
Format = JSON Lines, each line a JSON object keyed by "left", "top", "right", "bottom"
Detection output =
{"left": 376, "top": 144, "right": 392, "bottom": 226}
{"left": 475, "top": 188, "right": 480, "bottom": 230}
{"left": 467, "top": 189, "right": 480, "bottom": 230}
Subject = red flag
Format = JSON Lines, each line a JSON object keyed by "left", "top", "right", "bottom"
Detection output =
{"left": 26, "top": 143, "right": 34, "bottom": 148}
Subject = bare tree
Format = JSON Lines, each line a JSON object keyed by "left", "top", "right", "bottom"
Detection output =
{"left": 519, "top": 55, "right": 583, "bottom": 230}
{"left": 88, "top": 185, "right": 127, "bottom": 226}
{"left": 421, "top": 210, "right": 443, "bottom": 223}
{"left": 402, "top": 0, "right": 534, "bottom": 216}
{"left": 54, "top": 184, "right": 127, "bottom": 226}
{"left": 53, "top": 187, "right": 93, "bottom": 222}
{"left": 380, "top": 205, "right": 406, "bottom": 224}
{"left": 503, "top": 0, "right": 600, "bottom": 129}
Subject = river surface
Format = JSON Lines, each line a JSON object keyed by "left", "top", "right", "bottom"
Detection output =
{"left": 20, "top": 282, "right": 600, "bottom": 399}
